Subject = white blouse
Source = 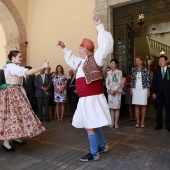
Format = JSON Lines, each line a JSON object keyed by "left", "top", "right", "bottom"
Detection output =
{"left": 62, "top": 23, "right": 114, "bottom": 79}
{"left": 4, "top": 63, "right": 28, "bottom": 78}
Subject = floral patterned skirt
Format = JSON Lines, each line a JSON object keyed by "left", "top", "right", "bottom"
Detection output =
{"left": 0, "top": 86, "right": 45, "bottom": 140}
{"left": 108, "top": 92, "right": 121, "bottom": 109}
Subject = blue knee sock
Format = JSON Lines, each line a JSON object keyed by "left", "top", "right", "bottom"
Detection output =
{"left": 88, "top": 134, "right": 98, "bottom": 155}
{"left": 96, "top": 128, "right": 106, "bottom": 149}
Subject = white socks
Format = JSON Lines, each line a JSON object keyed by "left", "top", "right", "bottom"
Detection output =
{"left": 3, "top": 140, "right": 12, "bottom": 149}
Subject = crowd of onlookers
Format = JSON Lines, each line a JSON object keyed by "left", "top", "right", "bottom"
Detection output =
{"left": 1, "top": 54, "right": 169, "bottom": 132}
{"left": 103, "top": 55, "right": 170, "bottom": 132}
{"left": 21, "top": 65, "right": 79, "bottom": 123}
{"left": 25, "top": 54, "right": 168, "bottom": 132}
{"left": 23, "top": 56, "right": 138, "bottom": 125}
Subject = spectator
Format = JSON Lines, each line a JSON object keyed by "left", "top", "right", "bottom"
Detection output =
{"left": 106, "top": 66, "right": 111, "bottom": 72}
{"left": 46, "top": 66, "right": 55, "bottom": 118}
{"left": 53, "top": 65, "right": 67, "bottom": 122}
{"left": 125, "top": 71, "right": 135, "bottom": 121}
{"left": 152, "top": 55, "right": 170, "bottom": 131}
{"left": 67, "top": 70, "right": 79, "bottom": 119}
{"left": 120, "top": 72, "right": 128, "bottom": 118}
{"left": 23, "top": 66, "right": 36, "bottom": 113}
{"left": 106, "top": 59, "right": 122, "bottom": 128}
{"left": 34, "top": 68, "right": 52, "bottom": 122}
{"left": 0, "top": 69, "right": 5, "bottom": 86}
{"left": 103, "top": 66, "right": 111, "bottom": 101}
{"left": 131, "top": 56, "right": 150, "bottom": 128}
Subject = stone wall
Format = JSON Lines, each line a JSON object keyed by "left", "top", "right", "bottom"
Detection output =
{"left": 0, "top": 0, "right": 27, "bottom": 65}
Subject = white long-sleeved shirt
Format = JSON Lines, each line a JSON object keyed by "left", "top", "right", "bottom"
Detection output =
{"left": 4, "top": 63, "right": 27, "bottom": 78}
{"left": 62, "top": 23, "right": 114, "bottom": 79}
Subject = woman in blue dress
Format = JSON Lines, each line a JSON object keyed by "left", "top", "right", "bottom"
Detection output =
{"left": 53, "top": 65, "right": 67, "bottom": 122}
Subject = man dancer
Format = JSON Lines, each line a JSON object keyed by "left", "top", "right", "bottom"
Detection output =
{"left": 58, "top": 14, "right": 113, "bottom": 161}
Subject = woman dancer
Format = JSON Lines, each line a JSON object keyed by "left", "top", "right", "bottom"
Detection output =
{"left": 0, "top": 50, "right": 48, "bottom": 151}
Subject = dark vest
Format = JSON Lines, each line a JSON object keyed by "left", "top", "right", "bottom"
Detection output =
{"left": 83, "top": 54, "right": 102, "bottom": 84}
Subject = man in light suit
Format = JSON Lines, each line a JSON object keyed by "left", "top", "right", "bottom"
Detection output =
{"left": 152, "top": 55, "right": 170, "bottom": 131}
{"left": 34, "top": 68, "right": 52, "bottom": 122}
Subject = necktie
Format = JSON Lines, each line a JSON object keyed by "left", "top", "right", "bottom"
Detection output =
{"left": 162, "top": 68, "right": 165, "bottom": 79}
{"left": 42, "top": 74, "right": 45, "bottom": 83}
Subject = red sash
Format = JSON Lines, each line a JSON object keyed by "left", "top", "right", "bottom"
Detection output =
{"left": 76, "top": 77, "right": 102, "bottom": 97}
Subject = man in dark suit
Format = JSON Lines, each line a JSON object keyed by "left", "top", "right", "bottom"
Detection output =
{"left": 67, "top": 70, "right": 79, "bottom": 118}
{"left": 34, "top": 68, "right": 52, "bottom": 122}
{"left": 0, "top": 69, "right": 5, "bottom": 86}
{"left": 152, "top": 55, "right": 170, "bottom": 131}
{"left": 46, "top": 66, "right": 55, "bottom": 118}
{"left": 23, "top": 66, "right": 36, "bottom": 113}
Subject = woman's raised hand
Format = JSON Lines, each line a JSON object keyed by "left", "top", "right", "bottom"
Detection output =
{"left": 42, "top": 60, "right": 50, "bottom": 68}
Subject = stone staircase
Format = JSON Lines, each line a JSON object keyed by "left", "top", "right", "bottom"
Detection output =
{"left": 149, "top": 38, "right": 170, "bottom": 57}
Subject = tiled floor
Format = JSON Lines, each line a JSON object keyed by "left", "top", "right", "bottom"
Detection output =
{"left": 0, "top": 104, "right": 170, "bottom": 170}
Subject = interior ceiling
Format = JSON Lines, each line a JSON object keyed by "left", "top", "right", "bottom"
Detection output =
{"left": 134, "top": 21, "right": 170, "bottom": 37}
{"left": 132, "top": 13, "right": 170, "bottom": 36}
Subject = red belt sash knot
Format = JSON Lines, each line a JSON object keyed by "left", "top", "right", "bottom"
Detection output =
{"left": 76, "top": 77, "right": 102, "bottom": 97}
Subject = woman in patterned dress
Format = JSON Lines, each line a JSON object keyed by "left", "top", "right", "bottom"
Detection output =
{"left": 106, "top": 59, "right": 122, "bottom": 128}
{"left": 53, "top": 65, "right": 67, "bottom": 122}
{"left": 0, "top": 50, "right": 48, "bottom": 152}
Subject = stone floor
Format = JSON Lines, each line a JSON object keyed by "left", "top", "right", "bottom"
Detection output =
{"left": 0, "top": 104, "right": 170, "bottom": 170}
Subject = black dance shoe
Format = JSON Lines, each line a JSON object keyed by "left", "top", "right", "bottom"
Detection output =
{"left": 2, "top": 145, "right": 15, "bottom": 152}
{"left": 12, "top": 140, "right": 27, "bottom": 145}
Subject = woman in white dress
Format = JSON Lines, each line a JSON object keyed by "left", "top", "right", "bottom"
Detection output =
{"left": 131, "top": 56, "right": 150, "bottom": 128}
{"left": 106, "top": 59, "right": 122, "bottom": 128}
{"left": 0, "top": 50, "right": 49, "bottom": 151}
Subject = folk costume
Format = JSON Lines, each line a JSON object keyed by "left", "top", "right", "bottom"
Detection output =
{"left": 0, "top": 62, "right": 45, "bottom": 141}
{"left": 62, "top": 24, "right": 113, "bottom": 129}
{"left": 61, "top": 23, "right": 113, "bottom": 160}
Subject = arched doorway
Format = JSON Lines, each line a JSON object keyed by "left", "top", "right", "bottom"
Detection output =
{"left": 0, "top": 0, "right": 27, "bottom": 66}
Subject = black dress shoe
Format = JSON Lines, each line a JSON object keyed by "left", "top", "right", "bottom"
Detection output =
{"left": 45, "top": 119, "right": 50, "bottom": 122}
{"left": 2, "top": 145, "right": 15, "bottom": 152}
{"left": 12, "top": 140, "right": 27, "bottom": 145}
{"left": 154, "top": 126, "right": 162, "bottom": 130}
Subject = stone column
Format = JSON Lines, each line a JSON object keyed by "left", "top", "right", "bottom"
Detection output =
{"left": 95, "top": 0, "right": 113, "bottom": 76}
